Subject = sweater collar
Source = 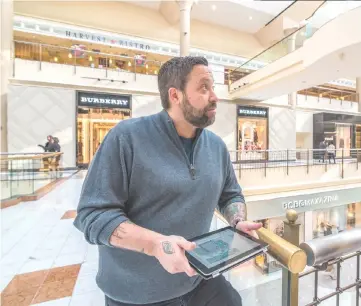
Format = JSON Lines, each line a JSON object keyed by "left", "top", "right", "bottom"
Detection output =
{"left": 158, "top": 109, "right": 203, "bottom": 140}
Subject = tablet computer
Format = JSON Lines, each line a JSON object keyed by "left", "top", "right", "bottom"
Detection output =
{"left": 185, "top": 226, "right": 268, "bottom": 279}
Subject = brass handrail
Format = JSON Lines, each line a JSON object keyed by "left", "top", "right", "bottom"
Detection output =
{"left": 214, "top": 209, "right": 307, "bottom": 274}
{"left": 0, "top": 152, "right": 63, "bottom": 161}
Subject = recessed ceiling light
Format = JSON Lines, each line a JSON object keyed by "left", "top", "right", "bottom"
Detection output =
{"left": 211, "top": 4, "right": 216, "bottom": 11}
{"left": 249, "top": 16, "right": 253, "bottom": 20}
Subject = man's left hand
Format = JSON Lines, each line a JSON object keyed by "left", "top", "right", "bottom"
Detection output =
{"left": 236, "top": 221, "right": 262, "bottom": 238}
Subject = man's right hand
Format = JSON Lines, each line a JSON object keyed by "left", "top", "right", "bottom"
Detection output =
{"left": 152, "top": 235, "right": 198, "bottom": 277}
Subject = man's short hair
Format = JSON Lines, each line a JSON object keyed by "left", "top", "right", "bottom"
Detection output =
{"left": 158, "top": 56, "right": 208, "bottom": 109}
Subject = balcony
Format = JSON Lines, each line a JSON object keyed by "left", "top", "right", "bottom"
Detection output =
{"left": 231, "top": 149, "right": 361, "bottom": 189}
{"left": 229, "top": 2, "right": 361, "bottom": 101}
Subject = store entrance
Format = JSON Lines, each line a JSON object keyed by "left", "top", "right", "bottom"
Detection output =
{"left": 76, "top": 107, "right": 131, "bottom": 167}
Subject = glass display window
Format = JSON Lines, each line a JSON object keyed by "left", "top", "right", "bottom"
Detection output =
{"left": 335, "top": 124, "right": 352, "bottom": 157}
{"left": 237, "top": 118, "right": 267, "bottom": 151}
{"left": 312, "top": 202, "right": 361, "bottom": 239}
{"left": 76, "top": 107, "right": 131, "bottom": 166}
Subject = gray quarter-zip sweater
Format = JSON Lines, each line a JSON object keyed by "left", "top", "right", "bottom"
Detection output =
{"left": 74, "top": 110, "right": 244, "bottom": 304}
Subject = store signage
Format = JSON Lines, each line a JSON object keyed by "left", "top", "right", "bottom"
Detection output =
{"left": 237, "top": 106, "right": 268, "bottom": 118}
{"left": 13, "top": 15, "right": 266, "bottom": 69}
{"left": 65, "top": 30, "right": 151, "bottom": 50}
{"left": 283, "top": 195, "right": 339, "bottom": 210}
{"left": 77, "top": 91, "right": 131, "bottom": 109}
{"left": 247, "top": 186, "right": 361, "bottom": 221}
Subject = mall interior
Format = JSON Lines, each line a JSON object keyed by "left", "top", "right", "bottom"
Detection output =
{"left": 0, "top": 0, "right": 361, "bottom": 305}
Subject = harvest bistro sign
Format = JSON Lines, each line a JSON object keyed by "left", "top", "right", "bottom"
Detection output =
{"left": 77, "top": 91, "right": 131, "bottom": 109}
{"left": 65, "top": 30, "right": 151, "bottom": 51}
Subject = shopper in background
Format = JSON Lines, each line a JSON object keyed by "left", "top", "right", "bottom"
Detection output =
{"left": 38, "top": 135, "right": 53, "bottom": 152}
{"left": 318, "top": 139, "right": 327, "bottom": 163}
{"left": 38, "top": 135, "right": 53, "bottom": 171}
{"left": 327, "top": 142, "right": 336, "bottom": 164}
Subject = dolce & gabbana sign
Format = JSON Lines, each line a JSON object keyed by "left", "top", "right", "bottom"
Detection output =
{"left": 77, "top": 91, "right": 131, "bottom": 109}
{"left": 237, "top": 106, "right": 268, "bottom": 118}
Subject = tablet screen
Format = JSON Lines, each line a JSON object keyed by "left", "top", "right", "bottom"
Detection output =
{"left": 188, "top": 228, "right": 261, "bottom": 269}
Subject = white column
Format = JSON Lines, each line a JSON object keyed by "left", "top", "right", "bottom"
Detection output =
{"left": 1, "top": 0, "right": 13, "bottom": 152}
{"left": 177, "top": 0, "right": 193, "bottom": 57}
{"left": 284, "top": 28, "right": 298, "bottom": 109}
{"left": 356, "top": 77, "right": 361, "bottom": 113}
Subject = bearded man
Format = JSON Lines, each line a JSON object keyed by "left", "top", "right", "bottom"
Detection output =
{"left": 74, "top": 56, "right": 261, "bottom": 306}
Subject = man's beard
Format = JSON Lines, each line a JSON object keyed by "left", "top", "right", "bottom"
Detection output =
{"left": 180, "top": 94, "right": 216, "bottom": 128}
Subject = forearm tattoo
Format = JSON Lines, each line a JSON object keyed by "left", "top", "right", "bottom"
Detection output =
{"left": 112, "top": 220, "right": 133, "bottom": 240}
{"left": 162, "top": 241, "right": 175, "bottom": 255}
{"left": 111, "top": 220, "right": 145, "bottom": 253}
{"left": 223, "top": 202, "right": 247, "bottom": 227}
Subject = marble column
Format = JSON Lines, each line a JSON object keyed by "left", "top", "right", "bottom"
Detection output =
{"left": 284, "top": 28, "right": 298, "bottom": 109}
{"left": 1, "top": 0, "right": 14, "bottom": 152}
{"left": 356, "top": 77, "right": 361, "bottom": 113}
{"left": 177, "top": 0, "right": 194, "bottom": 57}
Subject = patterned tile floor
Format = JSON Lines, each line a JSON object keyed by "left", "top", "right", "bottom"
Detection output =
{"left": 0, "top": 171, "right": 359, "bottom": 305}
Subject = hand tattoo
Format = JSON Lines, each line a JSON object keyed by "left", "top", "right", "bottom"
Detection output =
{"left": 162, "top": 241, "right": 175, "bottom": 255}
{"left": 223, "top": 202, "right": 247, "bottom": 227}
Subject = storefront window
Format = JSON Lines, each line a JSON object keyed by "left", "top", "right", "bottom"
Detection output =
{"left": 312, "top": 202, "right": 361, "bottom": 239}
{"left": 356, "top": 125, "right": 361, "bottom": 149}
{"left": 335, "top": 124, "right": 352, "bottom": 157}
{"left": 76, "top": 91, "right": 131, "bottom": 167}
{"left": 237, "top": 106, "right": 268, "bottom": 152}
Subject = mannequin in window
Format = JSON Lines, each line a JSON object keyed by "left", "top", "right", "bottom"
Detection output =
{"left": 339, "top": 138, "right": 344, "bottom": 149}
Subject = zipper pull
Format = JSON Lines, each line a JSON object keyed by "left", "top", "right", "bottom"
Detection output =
{"left": 190, "top": 164, "right": 195, "bottom": 179}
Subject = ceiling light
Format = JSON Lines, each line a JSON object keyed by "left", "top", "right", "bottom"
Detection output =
{"left": 89, "top": 56, "right": 93, "bottom": 62}
{"left": 249, "top": 16, "right": 253, "bottom": 20}
{"left": 109, "top": 59, "right": 112, "bottom": 64}
{"left": 68, "top": 53, "right": 72, "bottom": 59}
{"left": 154, "top": 70, "right": 158, "bottom": 75}
{"left": 211, "top": 5, "right": 216, "bottom": 11}
{"left": 54, "top": 57, "right": 58, "bottom": 62}
{"left": 146, "top": 64, "right": 149, "bottom": 69}
{"left": 128, "top": 61, "right": 132, "bottom": 67}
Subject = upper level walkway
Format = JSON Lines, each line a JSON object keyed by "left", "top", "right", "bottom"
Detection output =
{"left": 230, "top": 2, "right": 361, "bottom": 102}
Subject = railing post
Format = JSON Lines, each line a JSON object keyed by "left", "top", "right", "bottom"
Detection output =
{"left": 356, "top": 149, "right": 359, "bottom": 171}
{"left": 105, "top": 56, "right": 108, "bottom": 78}
{"left": 286, "top": 149, "right": 289, "bottom": 175}
{"left": 356, "top": 252, "right": 360, "bottom": 306}
{"left": 133, "top": 58, "right": 137, "bottom": 81}
{"left": 264, "top": 150, "right": 267, "bottom": 177}
{"left": 282, "top": 210, "right": 300, "bottom": 306}
{"left": 39, "top": 44, "right": 42, "bottom": 71}
{"left": 307, "top": 149, "right": 310, "bottom": 174}
{"left": 342, "top": 149, "right": 344, "bottom": 178}
{"left": 74, "top": 51, "right": 77, "bottom": 75}
{"left": 12, "top": 41, "right": 15, "bottom": 77}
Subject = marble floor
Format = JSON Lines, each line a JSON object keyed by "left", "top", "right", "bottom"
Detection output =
{"left": 0, "top": 171, "right": 359, "bottom": 305}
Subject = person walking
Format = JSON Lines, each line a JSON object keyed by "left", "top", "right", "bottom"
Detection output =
{"left": 319, "top": 139, "right": 327, "bottom": 163}
{"left": 327, "top": 142, "right": 336, "bottom": 164}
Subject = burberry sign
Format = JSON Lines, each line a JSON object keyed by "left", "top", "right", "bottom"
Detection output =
{"left": 77, "top": 91, "right": 131, "bottom": 109}
{"left": 237, "top": 106, "right": 268, "bottom": 118}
